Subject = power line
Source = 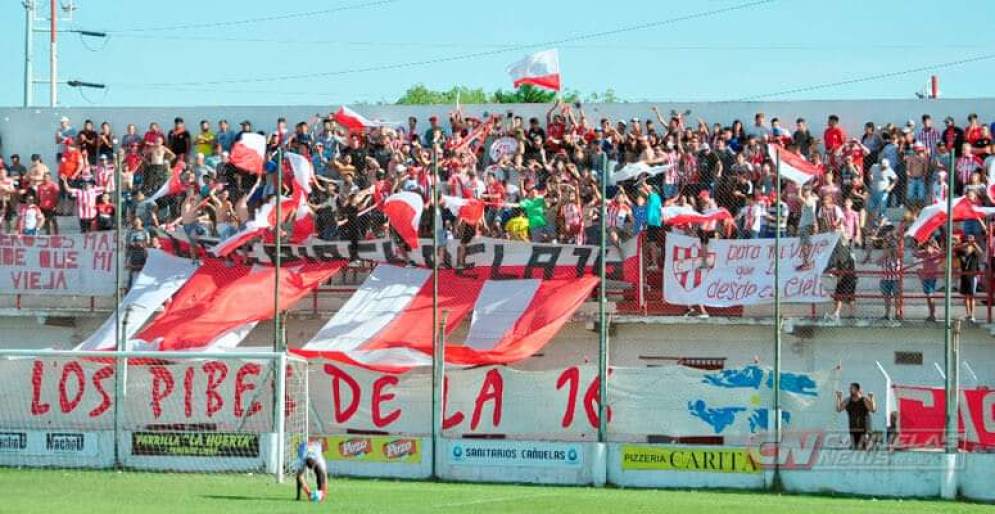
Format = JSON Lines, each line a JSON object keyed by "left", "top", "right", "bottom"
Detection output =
{"left": 108, "top": 33, "right": 995, "bottom": 53}
{"left": 739, "top": 52, "right": 995, "bottom": 100}
{"left": 101, "top": 0, "right": 398, "bottom": 34}
{"left": 116, "top": 0, "right": 776, "bottom": 88}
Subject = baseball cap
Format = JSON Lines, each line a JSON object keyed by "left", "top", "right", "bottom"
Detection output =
{"left": 699, "top": 142, "right": 711, "bottom": 151}
{"left": 697, "top": 190, "right": 710, "bottom": 199}
{"left": 59, "top": 116, "right": 69, "bottom": 123}
{"left": 913, "top": 142, "right": 926, "bottom": 151}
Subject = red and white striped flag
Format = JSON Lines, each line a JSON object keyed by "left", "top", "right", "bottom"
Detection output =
{"left": 149, "top": 169, "right": 187, "bottom": 201}
{"left": 507, "top": 49, "right": 561, "bottom": 92}
{"left": 334, "top": 106, "right": 375, "bottom": 133}
{"left": 442, "top": 195, "right": 485, "bottom": 225}
{"left": 211, "top": 194, "right": 297, "bottom": 257}
{"left": 230, "top": 132, "right": 267, "bottom": 175}
{"left": 662, "top": 205, "right": 732, "bottom": 227}
{"left": 293, "top": 264, "right": 597, "bottom": 372}
{"left": 769, "top": 144, "right": 820, "bottom": 185}
{"left": 383, "top": 192, "right": 424, "bottom": 249}
{"left": 905, "top": 196, "right": 995, "bottom": 243}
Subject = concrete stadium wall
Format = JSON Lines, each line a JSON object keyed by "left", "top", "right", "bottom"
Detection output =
{"left": 2, "top": 99, "right": 994, "bottom": 162}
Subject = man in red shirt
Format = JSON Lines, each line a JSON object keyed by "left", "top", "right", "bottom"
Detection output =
{"left": 823, "top": 115, "right": 847, "bottom": 155}
{"left": 35, "top": 174, "right": 60, "bottom": 235}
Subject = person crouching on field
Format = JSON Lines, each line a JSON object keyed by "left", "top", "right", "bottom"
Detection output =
{"left": 296, "top": 441, "right": 328, "bottom": 503}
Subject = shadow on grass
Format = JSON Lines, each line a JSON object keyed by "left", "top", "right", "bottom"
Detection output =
{"left": 200, "top": 494, "right": 290, "bottom": 502}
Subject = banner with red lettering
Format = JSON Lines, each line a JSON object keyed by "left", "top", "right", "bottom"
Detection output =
{"left": 308, "top": 363, "right": 839, "bottom": 441}
{"left": 894, "top": 385, "right": 995, "bottom": 450}
{"left": 7, "top": 358, "right": 277, "bottom": 432}
{"left": 663, "top": 232, "right": 839, "bottom": 307}
{"left": 0, "top": 232, "right": 118, "bottom": 295}
{"left": 4, "top": 358, "right": 839, "bottom": 441}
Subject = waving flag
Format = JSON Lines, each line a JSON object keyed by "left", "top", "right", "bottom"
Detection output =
{"left": 508, "top": 49, "right": 561, "bottom": 92}
{"left": 334, "top": 106, "right": 375, "bottom": 133}
{"left": 149, "top": 169, "right": 186, "bottom": 201}
{"left": 610, "top": 161, "right": 673, "bottom": 185}
{"left": 74, "top": 251, "right": 197, "bottom": 351}
{"left": 211, "top": 194, "right": 297, "bottom": 257}
{"left": 384, "top": 192, "right": 424, "bottom": 249}
{"left": 284, "top": 151, "right": 314, "bottom": 194}
{"left": 769, "top": 144, "right": 820, "bottom": 185}
{"left": 230, "top": 133, "right": 267, "bottom": 174}
{"left": 134, "top": 260, "right": 346, "bottom": 351}
{"left": 294, "top": 264, "right": 597, "bottom": 372}
{"left": 442, "top": 195, "right": 485, "bottom": 225}
{"left": 905, "top": 196, "right": 995, "bottom": 243}
{"left": 662, "top": 205, "right": 732, "bottom": 227}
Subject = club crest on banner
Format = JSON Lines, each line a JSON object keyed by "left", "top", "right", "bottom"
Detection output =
{"left": 671, "top": 244, "right": 713, "bottom": 291}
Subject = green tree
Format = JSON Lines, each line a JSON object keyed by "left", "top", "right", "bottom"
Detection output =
{"left": 396, "top": 84, "right": 490, "bottom": 105}
{"left": 395, "top": 84, "right": 617, "bottom": 105}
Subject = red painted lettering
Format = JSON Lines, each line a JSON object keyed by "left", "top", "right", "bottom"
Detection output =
{"left": 556, "top": 366, "right": 580, "bottom": 428}
{"left": 442, "top": 376, "right": 464, "bottom": 430}
{"left": 371, "top": 376, "right": 401, "bottom": 428}
{"left": 30, "top": 360, "right": 51, "bottom": 415}
{"left": 470, "top": 369, "right": 504, "bottom": 430}
{"left": 322, "top": 364, "right": 360, "bottom": 423}
{"left": 203, "top": 361, "right": 228, "bottom": 418}
{"left": 150, "top": 366, "right": 175, "bottom": 419}
{"left": 183, "top": 367, "right": 194, "bottom": 418}
{"left": 58, "top": 361, "right": 86, "bottom": 413}
{"left": 234, "top": 363, "right": 262, "bottom": 418}
{"left": 88, "top": 365, "right": 114, "bottom": 417}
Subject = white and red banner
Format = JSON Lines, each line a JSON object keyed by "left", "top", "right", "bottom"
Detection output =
{"left": 894, "top": 385, "right": 995, "bottom": 450}
{"left": 507, "top": 49, "right": 561, "bottom": 92}
{"left": 133, "top": 260, "right": 346, "bottom": 351}
{"left": 246, "top": 236, "right": 640, "bottom": 284}
{"left": 769, "top": 144, "right": 820, "bottom": 185}
{"left": 295, "top": 264, "right": 597, "bottom": 372}
{"left": 611, "top": 162, "right": 673, "bottom": 185}
{"left": 75, "top": 250, "right": 197, "bottom": 351}
{"left": 442, "top": 195, "right": 485, "bottom": 225}
{"left": 230, "top": 133, "right": 267, "bottom": 175}
{"left": 1, "top": 356, "right": 837, "bottom": 441}
{"left": 0, "top": 232, "right": 118, "bottom": 296}
{"left": 149, "top": 170, "right": 186, "bottom": 202}
{"left": 663, "top": 232, "right": 840, "bottom": 307}
{"left": 307, "top": 363, "right": 837, "bottom": 440}
{"left": 5, "top": 357, "right": 279, "bottom": 431}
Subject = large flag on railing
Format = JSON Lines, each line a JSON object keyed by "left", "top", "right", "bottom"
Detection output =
{"left": 294, "top": 264, "right": 596, "bottom": 372}
{"left": 769, "top": 144, "right": 820, "bottom": 185}
{"left": 230, "top": 133, "right": 267, "bottom": 175}
{"left": 507, "top": 49, "right": 561, "bottom": 92}
{"left": 73, "top": 250, "right": 197, "bottom": 351}
{"left": 133, "top": 260, "right": 346, "bottom": 351}
{"left": 383, "top": 192, "right": 424, "bottom": 249}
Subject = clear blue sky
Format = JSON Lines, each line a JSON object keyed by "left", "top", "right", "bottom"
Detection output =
{"left": 2, "top": 0, "right": 994, "bottom": 107}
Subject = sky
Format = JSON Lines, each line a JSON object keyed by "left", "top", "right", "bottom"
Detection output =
{"left": 2, "top": 0, "right": 994, "bottom": 107}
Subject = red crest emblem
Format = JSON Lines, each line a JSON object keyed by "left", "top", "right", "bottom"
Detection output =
{"left": 671, "top": 244, "right": 713, "bottom": 290}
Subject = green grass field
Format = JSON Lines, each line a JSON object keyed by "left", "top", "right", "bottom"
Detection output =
{"left": 0, "top": 469, "right": 989, "bottom": 514}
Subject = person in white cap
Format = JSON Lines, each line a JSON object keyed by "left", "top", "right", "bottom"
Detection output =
{"left": 55, "top": 116, "right": 76, "bottom": 158}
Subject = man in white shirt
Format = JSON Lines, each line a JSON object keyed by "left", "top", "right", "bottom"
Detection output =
{"left": 868, "top": 159, "right": 897, "bottom": 220}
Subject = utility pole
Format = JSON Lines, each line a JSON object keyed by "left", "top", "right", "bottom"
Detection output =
{"left": 23, "top": 1, "right": 34, "bottom": 107}
{"left": 49, "top": 0, "right": 57, "bottom": 107}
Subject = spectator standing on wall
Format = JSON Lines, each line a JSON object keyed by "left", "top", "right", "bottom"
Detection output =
{"left": 194, "top": 120, "right": 216, "bottom": 157}
{"left": 55, "top": 116, "right": 77, "bottom": 159}
{"left": 77, "top": 120, "right": 99, "bottom": 165}
{"left": 792, "top": 118, "right": 814, "bottom": 157}
{"left": 216, "top": 119, "right": 236, "bottom": 153}
{"left": 121, "top": 124, "right": 142, "bottom": 150}
{"left": 167, "top": 117, "right": 191, "bottom": 161}
{"left": 836, "top": 383, "right": 876, "bottom": 450}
